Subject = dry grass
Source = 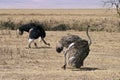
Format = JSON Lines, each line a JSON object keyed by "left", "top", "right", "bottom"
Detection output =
{"left": 0, "top": 9, "right": 117, "bottom": 22}
{"left": 0, "top": 30, "right": 120, "bottom": 80}
{"left": 0, "top": 9, "right": 120, "bottom": 80}
{"left": 0, "top": 9, "right": 120, "bottom": 32}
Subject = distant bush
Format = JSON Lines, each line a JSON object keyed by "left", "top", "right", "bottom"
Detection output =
{"left": 51, "top": 24, "right": 70, "bottom": 31}
{"left": 0, "top": 19, "right": 15, "bottom": 30}
{"left": 0, "top": 18, "right": 120, "bottom": 32}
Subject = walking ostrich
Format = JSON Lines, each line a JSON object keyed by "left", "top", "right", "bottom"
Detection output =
{"left": 17, "top": 23, "right": 50, "bottom": 48}
{"left": 56, "top": 25, "right": 92, "bottom": 69}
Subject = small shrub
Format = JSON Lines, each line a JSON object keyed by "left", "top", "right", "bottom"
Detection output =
{"left": 52, "top": 24, "right": 70, "bottom": 31}
{"left": 0, "top": 19, "right": 16, "bottom": 30}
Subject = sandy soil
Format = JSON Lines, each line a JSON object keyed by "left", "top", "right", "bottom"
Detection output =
{"left": 0, "top": 30, "right": 120, "bottom": 80}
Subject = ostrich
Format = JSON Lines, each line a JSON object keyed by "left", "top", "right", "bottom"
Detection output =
{"left": 56, "top": 25, "right": 92, "bottom": 69}
{"left": 17, "top": 23, "right": 50, "bottom": 48}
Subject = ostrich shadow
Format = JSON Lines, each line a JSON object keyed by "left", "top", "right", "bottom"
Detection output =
{"left": 69, "top": 67, "right": 101, "bottom": 71}
{"left": 26, "top": 46, "right": 52, "bottom": 49}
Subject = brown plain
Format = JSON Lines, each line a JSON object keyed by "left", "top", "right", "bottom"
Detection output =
{"left": 0, "top": 9, "right": 120, "bottom": 80}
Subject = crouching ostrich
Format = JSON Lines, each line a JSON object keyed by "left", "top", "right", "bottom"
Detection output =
{"left": 56, "top": 25, "right": 92, "bottom": 69}
{"left": 17, "top": 23, "right": 50, "bottom": 48}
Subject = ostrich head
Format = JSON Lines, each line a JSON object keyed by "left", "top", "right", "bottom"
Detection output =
{"left": 17, "top": 28, "right": 24, "bottom": 35}
{"left": 56, "top": 42, "right": 64, "bottom": 53}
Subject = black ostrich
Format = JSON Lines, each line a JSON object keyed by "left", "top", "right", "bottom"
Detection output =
{"left": 17, "top": 23, "right": 50, "bottom": 48}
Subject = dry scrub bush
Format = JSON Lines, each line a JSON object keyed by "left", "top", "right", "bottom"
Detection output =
{"left": 0, "top": 18, "right": 120, "bottom": 32}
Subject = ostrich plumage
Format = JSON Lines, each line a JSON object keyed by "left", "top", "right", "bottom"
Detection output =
{"left": 17, "top": 23, "right": 50, "bottom": 48}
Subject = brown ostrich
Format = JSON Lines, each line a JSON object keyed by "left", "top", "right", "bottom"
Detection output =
{"left": 56, "top": 25, "right": 92, "bottom": 69}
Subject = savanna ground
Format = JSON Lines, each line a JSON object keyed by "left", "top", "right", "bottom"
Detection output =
{"left": 0, "top": 9, "right": 120, "bottom": 80}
